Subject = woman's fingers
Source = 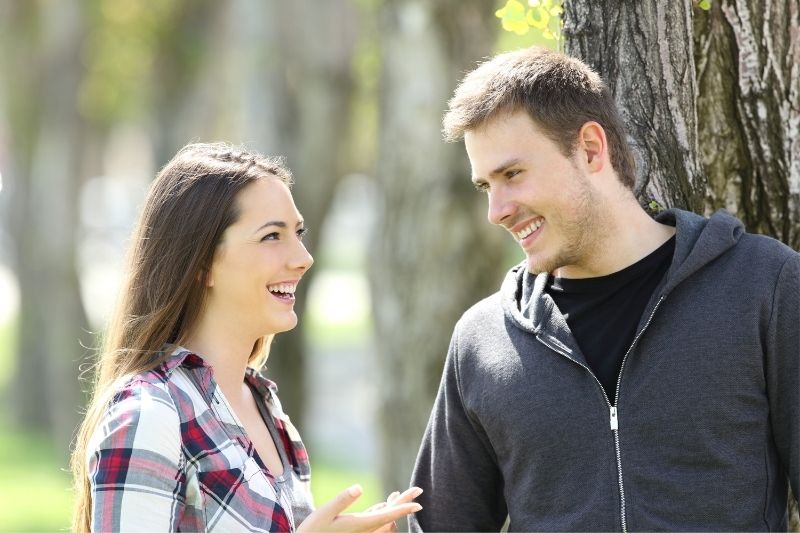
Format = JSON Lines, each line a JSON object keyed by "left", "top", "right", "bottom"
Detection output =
{"left": 372, "top": 519, "right": 399, "bottom": 533}
{"left": 386, "top": 486, "right": 423, "bottom": 506}
{"left": 312, "top": 484, "right": 363, "bottom": 523}
{"left": 364, "top": 501, "right": 387, "bottom": 513}
{"left": 346, "top": 502, "right": 422, "bottom": 531}
{"left": 299, "top": 484, "right": 422, "bottom": 532}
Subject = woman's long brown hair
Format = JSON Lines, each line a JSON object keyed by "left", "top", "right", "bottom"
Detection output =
{"left": 70, "top": 143, "right": 293, "bottom": 532}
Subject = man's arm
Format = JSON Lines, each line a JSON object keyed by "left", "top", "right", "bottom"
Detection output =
{"left": 766, "top": 252, "right": 800, "bottom": 502}
{"left": 409, "top": 327, "right": 507, "bottom": 532}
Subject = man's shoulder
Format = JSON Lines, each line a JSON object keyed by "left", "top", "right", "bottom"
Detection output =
{"left": 458, "top": 290, "right": 504, "bottom": 326}
{"left": 737, "top": 231, "right": 798, "bottom": 260}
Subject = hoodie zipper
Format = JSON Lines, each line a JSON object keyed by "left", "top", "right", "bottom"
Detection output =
{"left": 534, "top": 294, "right": 665, "bottom": 533}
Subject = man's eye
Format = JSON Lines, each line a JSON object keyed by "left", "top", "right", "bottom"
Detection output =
{"left": 474, "top": 183, "right": 489, "bottom": 193}
{"left": 261, "top": 232, "right": 280, "bottom": 241}
{"left": 297, "top": 228, "right": 308, "bottom": 240}
{"left": 505, "top": 169, "right": 522, "bottom": 179}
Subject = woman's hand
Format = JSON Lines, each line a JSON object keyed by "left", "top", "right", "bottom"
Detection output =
{"left": 297, "top": 485, "right": 423, "bottom": 532}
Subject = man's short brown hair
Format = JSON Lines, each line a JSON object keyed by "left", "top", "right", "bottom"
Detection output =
{"left": 444, "top": 47, "right": 636, "bottom": 190}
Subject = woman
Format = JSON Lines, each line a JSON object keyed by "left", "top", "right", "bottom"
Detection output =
{"left": 70, "top": 143, "right": 421, "bottom": 532}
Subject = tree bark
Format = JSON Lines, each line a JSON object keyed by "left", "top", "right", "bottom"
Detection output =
{"left": 563, "top": 1, "right": 706, "bottom": 211}
{"left": 696, "top": 0, "right": 800, "bottom": 248}
{"left": 373, "top": 0, "right": 508, "bottom": 498}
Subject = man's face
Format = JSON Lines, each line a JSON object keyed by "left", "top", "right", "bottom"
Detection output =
{"left": 465, "top": 110, "right": 606, "bottom": 277}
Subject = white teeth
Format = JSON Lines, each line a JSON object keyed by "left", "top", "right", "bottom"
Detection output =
{"left": 267, "top": 283, "right": 296, "bottom": 294}
{"left": 515, "top": 219, "right": 544, "bottom": 240}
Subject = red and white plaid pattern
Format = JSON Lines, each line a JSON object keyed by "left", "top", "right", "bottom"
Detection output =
{"left": 87, "top": 347, "right": 311, "bottom": 531}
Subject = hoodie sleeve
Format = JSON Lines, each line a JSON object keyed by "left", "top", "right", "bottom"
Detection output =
{"left": 408, "top": 325, "right": 507, "bottom": 532}
{"left": 766, "top": 252, "right": 800, "bottom": 503}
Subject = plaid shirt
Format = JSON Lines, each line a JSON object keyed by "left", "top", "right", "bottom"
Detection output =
{"left": 87, "top": 348, "right": 312, "bottom": 532}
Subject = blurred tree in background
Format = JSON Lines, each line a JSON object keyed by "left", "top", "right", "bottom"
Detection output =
{"left": 370, "top": 0, "right": 508, "bottom": 495}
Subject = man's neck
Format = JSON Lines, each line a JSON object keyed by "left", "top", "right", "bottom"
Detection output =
{"left": 553, "top": 203, "right": 675, "bottom": 279}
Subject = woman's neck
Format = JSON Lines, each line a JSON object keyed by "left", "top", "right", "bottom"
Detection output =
{"left": 182, "top": 316, "right": 258, "bottom": 402}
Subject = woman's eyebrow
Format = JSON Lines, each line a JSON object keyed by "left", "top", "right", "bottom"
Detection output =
{"left": 254, "top": 219, "right": 305, "bottom": 233}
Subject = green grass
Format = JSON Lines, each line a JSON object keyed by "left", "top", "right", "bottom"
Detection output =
{"left": 0, "top": 422, "right": 379, "bottom": 531}
{"left": 310, "top": 459, "right": 381, "bottom": 513}
{"left": 0, "top": 424, "right": 73, "bottom": 532}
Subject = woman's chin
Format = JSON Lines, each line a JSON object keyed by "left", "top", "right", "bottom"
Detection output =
{"left": 265, "top": 314, "right": 299, "bottom": 335}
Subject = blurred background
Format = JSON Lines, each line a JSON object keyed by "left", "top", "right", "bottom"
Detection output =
{"left": 0, "top": 1, "right": 552, "bottom": 530}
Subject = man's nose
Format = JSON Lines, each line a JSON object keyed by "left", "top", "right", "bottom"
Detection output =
{"left": 487, "top": 188, "right": 517, "bottom": 226}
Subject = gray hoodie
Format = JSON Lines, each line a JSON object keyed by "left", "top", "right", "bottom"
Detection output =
{"left": 409, "top": 209, "right": 799, "bottom": 531}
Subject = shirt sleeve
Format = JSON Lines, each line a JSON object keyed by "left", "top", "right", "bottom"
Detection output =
{"left": 87, "top": 381, "right": 186, "bottom": 531}
{"left": 766, "top": 252, "right": 800, "bottom": 505}
{"left": 408, "top": 325, "right": 507, "bottom": 532}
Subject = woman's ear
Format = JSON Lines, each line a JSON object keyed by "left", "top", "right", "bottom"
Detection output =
{"left": 197, "top": 267, "right": 214, "bottom": 288}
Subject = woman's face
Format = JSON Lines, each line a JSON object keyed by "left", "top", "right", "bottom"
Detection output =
{"left": 205, "top": 178, "right": 313, "bottom": 337}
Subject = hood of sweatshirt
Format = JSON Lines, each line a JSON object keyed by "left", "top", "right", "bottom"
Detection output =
{"left": 501, "top": 208, "right": 745, "bottom": 340}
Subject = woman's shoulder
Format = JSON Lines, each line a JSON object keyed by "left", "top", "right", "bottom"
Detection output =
{"left": 109, "top": 348, "right": 211, "bottom": 421}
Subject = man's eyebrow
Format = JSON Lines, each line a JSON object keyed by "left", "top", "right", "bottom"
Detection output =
{"left": 471, "top": 158, "right": 524, "bottom": 183}
{"left": 254, "top": 219, "right": 304, "bottom": 233}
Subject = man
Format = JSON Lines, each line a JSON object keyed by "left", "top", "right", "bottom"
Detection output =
{"left": 409, "top": 46, "right": 799, "bottom": 531}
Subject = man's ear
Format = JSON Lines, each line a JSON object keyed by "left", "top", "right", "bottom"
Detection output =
{"left": 577, "top": 121, "right": 607, "bottom": 173}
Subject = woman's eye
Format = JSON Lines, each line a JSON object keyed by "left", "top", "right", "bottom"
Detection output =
{"left": 297, "top": 228, "right": 308, "bottom": 240}
{"left": 474, "top": 182, "right": 489, "bottom": 193}
{"left": 506, "top": 169, "right": 521, "bottom": 179}
{"left": 261, "top": 232, "right": 280, "bottom": 241}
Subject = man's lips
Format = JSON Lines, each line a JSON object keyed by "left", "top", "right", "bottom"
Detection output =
{"left": 509, "top": 217, "right": 545, "bottom": 242}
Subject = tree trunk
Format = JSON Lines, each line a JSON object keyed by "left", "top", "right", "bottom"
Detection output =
{"left": 563, "top": 1, "right": 706, "bottom": 211}
{"left": 266, "top": 0, "right": 359, "bottom": 432}
{"left": 696, "top": 0, "right": 800, "bottom": 248}
{"left": 372, "top": 0, "right": 508, "bottom": 498}
{"left": 1, "top": 1, "right": 92, "bottom": 457}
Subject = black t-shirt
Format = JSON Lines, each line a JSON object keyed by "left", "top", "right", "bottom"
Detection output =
{"left": 545, "top": 236, "right": 675, "bottom": 402}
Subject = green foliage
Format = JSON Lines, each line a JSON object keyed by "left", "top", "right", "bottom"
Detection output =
{"left": 79, "top": 0, "right": 180, "bottom": 123}
{"left": 696, "top": 0, "right": 712, "bottom": 10}
{"left": 647, "top": 200, "right": 667, "bottom": 215}
{"left": 495, "top": 0, "right": 563, "bottom": 48}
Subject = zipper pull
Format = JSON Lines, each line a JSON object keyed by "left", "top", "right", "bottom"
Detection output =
{"left": 610, "top": 406, "right": 619, "bottom": 431}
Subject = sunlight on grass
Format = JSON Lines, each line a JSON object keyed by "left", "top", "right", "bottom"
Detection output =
{"left": 0, "top": 422, "right": 379, "bottom": 531}
{"left": 0, "top": 425, "right": 73, "bottom": 532}
{"left": 310, "top": 460, "right": 381, "bottom": 513}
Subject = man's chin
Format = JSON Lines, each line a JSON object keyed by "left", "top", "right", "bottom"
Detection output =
{"left": 526, "top": 253, "right": 561, "bottom": 276}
